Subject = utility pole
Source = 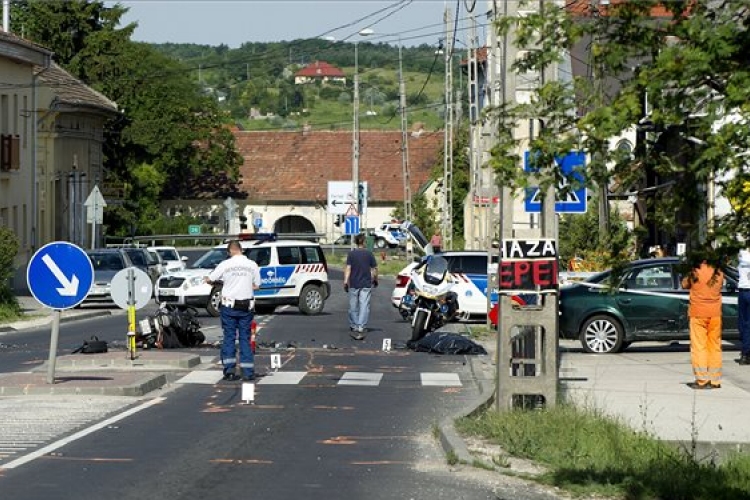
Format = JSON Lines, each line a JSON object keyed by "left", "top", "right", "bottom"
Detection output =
{"left": 467, "top": 15, "right": 480, "bottom": 249}
{"left": 398, "top": 43, "right": 412, "bottom": 225}
{"left": 442, "top": 6, "right": 455, "bottom": 251}
{"left": 495, "top": 0, "right": 559, "bottom": 411}
{"left": 353, "top": 41, "right": 361, "bottom": 230}
{"left": 484, "top": 0, "right": 502, "bottom": 325}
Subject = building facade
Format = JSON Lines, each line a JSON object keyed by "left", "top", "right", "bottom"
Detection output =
{"left": 162, "top": 128, "right": 444, "bottom": 242}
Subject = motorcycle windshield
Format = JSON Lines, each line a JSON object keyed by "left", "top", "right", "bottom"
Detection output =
{"left": 424, "top": 256, "right": 448, "bottom": 285}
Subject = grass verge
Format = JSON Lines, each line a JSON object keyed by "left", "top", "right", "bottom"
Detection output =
{"left": 0, "top": 299, "right": 22, "bottom": 324}
{"left": 456, "top": 404, "right": 750, "bottom": 499}
{"left": 324, "top": 250, "right": 409, "bottom": 277}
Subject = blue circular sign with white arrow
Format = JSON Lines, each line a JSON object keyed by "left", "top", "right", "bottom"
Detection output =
{"left": 26, "top": 242, "right": 94, "bottom": 310}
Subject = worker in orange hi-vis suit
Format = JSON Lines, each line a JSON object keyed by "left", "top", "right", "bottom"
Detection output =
{"left": 681, "top": 260, "right": 724, "bottom": 390}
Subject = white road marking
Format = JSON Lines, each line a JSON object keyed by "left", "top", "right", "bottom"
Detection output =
{"left": 175, "top": 371, "right": 224, "bottom": 385}
{"left": 257, "top": 371, "right": 307, "bottom": 385}
{"left": 1, "top": 397, "right": 165, "bottom": 470}
{"left": 338, "top": 372, "right": 383, "bottom": 386}
{"left": 420, "top": 372, "right": 462, "bottom": 386}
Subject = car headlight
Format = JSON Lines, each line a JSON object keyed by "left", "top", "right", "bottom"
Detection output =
{"left": 184, "top": 276, "right": 205, "bottom": 289}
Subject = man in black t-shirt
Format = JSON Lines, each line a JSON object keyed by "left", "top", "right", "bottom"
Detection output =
{"left": 343, "top": 233, "right": 378, "bottom": 340}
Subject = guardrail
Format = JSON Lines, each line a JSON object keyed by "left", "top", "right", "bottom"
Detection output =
{"left": 105, "top": 233, "right": 326, "bottom": 247}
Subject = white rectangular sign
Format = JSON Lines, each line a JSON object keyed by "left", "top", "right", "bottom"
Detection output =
{"left": 327, "top": 181, "right": 356, "bottom": 215}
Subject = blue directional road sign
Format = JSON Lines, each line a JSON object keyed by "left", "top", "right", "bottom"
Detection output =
{"left": 344, "top": 215, "right": 360, "bottom": 236}
{"left": 26, "top": 242, "right": 94, "bottom": 310}
{"left": 524, "top": 151, "right": 588, "bottom": 213}
{"left": 254, "top": 216, "right": 263, "bottom": 229}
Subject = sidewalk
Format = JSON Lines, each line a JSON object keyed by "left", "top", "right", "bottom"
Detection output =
{"left": 0, "top": 296, "right": 209, "bottom": 397}
{"left": 438, "top": 330, "right": 750, "bottom": 465}
{"left": 559, "top": 342, "right": 750, "bottom": 457}
{"left": 0, "top": 296, "right": 116, "bottom": 333}
{"left": 0, "top": 350, "right": 206, "bottom": 397}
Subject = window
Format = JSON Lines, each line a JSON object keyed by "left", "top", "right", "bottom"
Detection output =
{"left": 302, "top": 247, "right": 323, "bottom": 263}
{"left": 126, "top": 250, "right": 147, "bottom": 266}
{"left": 278, "top": 246, "right": 301, "bottom": 265}
{"left": 625, "top": 265, "right": 674, "bottom": 290}
{"left": 448, "top": 255, "right": 488, "bottom": 275}
{"left": 247, "top": 247, "right": 271, "bottom": 267}
{"left": 157, "top": 249, "right": 179, "bottom": 261}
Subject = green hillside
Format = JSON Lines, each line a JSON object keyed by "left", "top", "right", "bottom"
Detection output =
{"left": 152, "top": 39, "right": 453, "bottom": 132}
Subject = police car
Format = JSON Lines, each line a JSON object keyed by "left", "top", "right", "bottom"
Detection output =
{"left": 373, "top": 222, "right": 409, "bottom": 249}
{"left": 155, "top": 235, "right": 330, "bottom": 317}
{"left": 391, "top": 251, "right": 498, "bottom": 319}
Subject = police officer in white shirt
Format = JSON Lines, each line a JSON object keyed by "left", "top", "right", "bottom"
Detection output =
{"left": 205, "top": 240, "right": 261, "bottom": 381}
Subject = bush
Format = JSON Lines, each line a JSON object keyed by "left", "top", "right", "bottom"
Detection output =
{"left": 0, "top": 227, "right": 20, "bottom": 309}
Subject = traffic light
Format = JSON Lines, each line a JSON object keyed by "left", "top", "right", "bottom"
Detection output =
{"left": 358, "top": 182, "right": 366, "bottom": 211}
{"left": 239, "top": 215, "right": 248, "bottom": 231}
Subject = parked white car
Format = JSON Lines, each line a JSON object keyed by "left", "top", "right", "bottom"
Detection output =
{"left": 373, "top": 222, "right": 409, "bottom": 249}
{"left": 148, "top": 246, "right": 188, "bottom": 274}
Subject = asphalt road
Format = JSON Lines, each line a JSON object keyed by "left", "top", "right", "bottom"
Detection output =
{"left": 0, "top": 267, "right": 567, "bottom": 499}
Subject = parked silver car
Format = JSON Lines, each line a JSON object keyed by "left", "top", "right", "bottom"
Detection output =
{"left": 123, "top": 247, "right": 161, "bottom": 284}
{"left": 84, "top": 249, "right": 134, "bottom": 304}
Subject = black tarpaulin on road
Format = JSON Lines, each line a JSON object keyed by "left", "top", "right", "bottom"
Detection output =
{"left": 408, "top": 332, "right": 487, "bottom": 355}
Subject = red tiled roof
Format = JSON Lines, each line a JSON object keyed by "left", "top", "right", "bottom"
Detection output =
{"left": 233, "top": 130, "right": 443, "bottom": 204}
{"left": 294, "top": 61, "right": 345, "bottom": 78}
{"left": 566, "top": 0, "right": 677, "bottom": 18}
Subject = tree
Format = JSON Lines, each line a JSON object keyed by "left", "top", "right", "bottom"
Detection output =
{"left": 0, "top": 228, "right": 20, "bottom": 311}
{"left": 490, "top": 0, "right": 750, "bottom": 265}
{"left": 11, "top": 0, "right": 244, "bottom": 236}
{"left": 558, "top": 197, "right": 634, "bottom": 271}
{"left": 390, "top": 193, "right": 437, "bottom": 239}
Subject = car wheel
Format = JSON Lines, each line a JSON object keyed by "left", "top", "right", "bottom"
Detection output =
{"left": 375, "top": 238, "right": 387, "bottom": 249}
{"left": 255, "top": 304, "right": 276, "bottom": 315}
{"left": 299, "top": 284, "right": 325, "bottom": 315}
{"left": 206, "top": 287, "right": 222, "bottom": 317}
{"left": 580, "top": 315, "right": 624, "bottom": 354}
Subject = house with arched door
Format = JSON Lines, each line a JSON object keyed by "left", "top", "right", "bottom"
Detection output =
{"left": 162, "top": 127, "right": 444, "bottom": 242}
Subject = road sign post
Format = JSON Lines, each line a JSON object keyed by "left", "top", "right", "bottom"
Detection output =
{"left": 84, "top": 185, "right": 107, "bottom": 249}
{"left": 27, "top": 242, "right": 94, "bottom": 384}
{"left": 110, "top": 267, "right": 153, "bottom": 360}
{"left": 223, "top": 196, "right": 238, "bottom": 234}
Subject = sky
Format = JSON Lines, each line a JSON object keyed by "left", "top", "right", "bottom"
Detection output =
{"left": 114, "top": 0, "right": 490, "bottom": 48}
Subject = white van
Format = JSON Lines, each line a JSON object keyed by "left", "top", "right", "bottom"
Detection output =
{"left": 155, "top": 236, "right": 330, "bottom": 316}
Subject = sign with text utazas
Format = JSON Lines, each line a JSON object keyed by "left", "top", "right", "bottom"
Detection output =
{"left": 498, "top": 239, "right": 558, "bottom": 293}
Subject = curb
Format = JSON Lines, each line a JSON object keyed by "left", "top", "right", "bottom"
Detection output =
{"left": 0, "top": 310, "right": 113, "bottom": 334}
{"left": 436, "top": 325, "right": 497, "bottom": 466}
{"left": 0, "top": 373, "right": 167, "bottom": 397}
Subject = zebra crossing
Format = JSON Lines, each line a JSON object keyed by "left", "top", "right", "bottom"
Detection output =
{"left": 0, "top": 396, "right": 135, "bottom": 468}
{"left": 175, "top": 370, "right": 462, "bottom": 387}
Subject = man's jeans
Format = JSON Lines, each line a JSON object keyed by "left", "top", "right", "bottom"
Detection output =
{"left": 740, "top": 289, "right": 750, "bottom": 355}
{"left": 348, "top": 287, "right": 372, "bottom": 329}
{"left": 220, "top": 306, "right": 255, "bottom": 378}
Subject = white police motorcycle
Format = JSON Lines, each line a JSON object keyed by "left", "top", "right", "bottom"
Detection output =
{"left": 407, "top": 255, "right": 458, "bottom": 342}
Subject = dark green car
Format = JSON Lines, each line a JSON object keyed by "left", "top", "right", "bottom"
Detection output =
{"left": 559, "top": 257, "right": 739, "bottom": 354}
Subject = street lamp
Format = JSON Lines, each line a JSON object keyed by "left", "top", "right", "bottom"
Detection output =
{"left": 352, "top": 28, "right": 373, "bottom": 235}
